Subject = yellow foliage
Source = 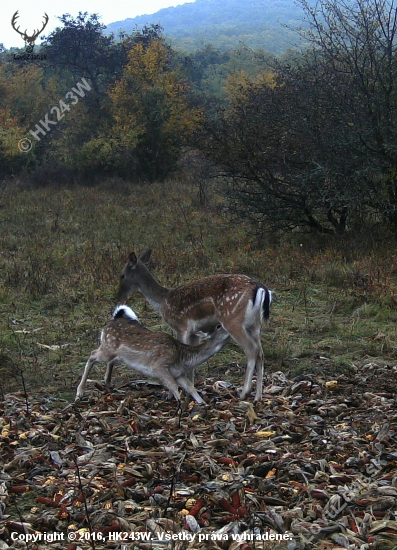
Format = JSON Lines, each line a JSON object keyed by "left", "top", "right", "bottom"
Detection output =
{"left": 109, "top": 39, "right": 202, "bottom": 146}
{"left": 225, "top": 69, "right": 275, "bottom": 104}
{"left": 0, "top": 64, "right": 58, "bottom": 123}
{"left": 0, "top": 105, "right": 26, "bottom": 158}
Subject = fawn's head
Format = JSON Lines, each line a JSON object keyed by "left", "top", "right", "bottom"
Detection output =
{"left": 117, "top": 249, "right": 152, "bottom": 302}
{"left": 206, "top": 324, "right": 231, "bottom": 348}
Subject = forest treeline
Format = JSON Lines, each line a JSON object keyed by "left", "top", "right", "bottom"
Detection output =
{"left": 105, "top": 0, "right": 304, "bottom": 55}
{"left": 2, "top": 0, "right": 397, "bottom": 236}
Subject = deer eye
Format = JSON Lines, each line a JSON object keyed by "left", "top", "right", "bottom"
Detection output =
{"left": 216, "top": 324, "right": 222, "bottom": 330}
{"left": 120, "top": 274, "right": 125, "bottom": 280}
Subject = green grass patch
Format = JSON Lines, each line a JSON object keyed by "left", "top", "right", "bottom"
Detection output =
{"left": 1, "top": 179, "right": 397, "bottom": 395}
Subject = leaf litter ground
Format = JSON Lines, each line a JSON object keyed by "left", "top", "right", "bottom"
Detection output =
{"left": 1, "top": 363, "right": 397, "bottom": 550}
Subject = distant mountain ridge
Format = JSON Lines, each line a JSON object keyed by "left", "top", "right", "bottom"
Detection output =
{"left": 105, "top": 0, "right": 307, "bottom": 55}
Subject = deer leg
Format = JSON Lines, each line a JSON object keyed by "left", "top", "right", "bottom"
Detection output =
{"left": 175, "top": 375, "right": 204, "bottom": 405}
{"left": 76, "top": 352, "right": 98, "bottom": 399}
{"left": 222, "top": 322, "right": 263, "bottom": 401}
{"left": 76, "top": 349, "right": 116, "bottom": 399}
{"left": 177, "top": 329, "right": 220, "bottom": 386}
{"left": 155, "top": 368, "right": 182, "bottom": 403}
{"left": 104, "top": 358, "right": 118, "bottom": 387}
{"left": 166, "top": 389, "right": 173, "bottom": 400}
{"left": 244, "top": 322, "right": 264, "bottom": 402}
{"left": 240, "top": 343, "right": 259, "bottom": 400}
{"left": 175, "top": 331, "right": 196, "bottom": 386}
{"left": 239, "top": 332, "right": 263, "bottom": 402}
{"left": 253, "top": 345, "right": 264, "bottom": 402}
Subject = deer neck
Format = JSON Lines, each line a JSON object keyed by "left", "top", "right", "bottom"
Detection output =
{"left": 184, "top": 339, "right": 220, "bottom": 369}
{"left": 137, "top": 267, "right": 170, "bottom": 314}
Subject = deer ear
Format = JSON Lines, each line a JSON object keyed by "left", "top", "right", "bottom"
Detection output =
{"left": 127, "top": 252, "right": 138, "bottom": 265}
{"left": 139, "top": 249, "right": 152, "bottom": 264}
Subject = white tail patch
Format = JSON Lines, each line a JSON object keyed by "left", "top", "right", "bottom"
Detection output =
{"left": 254, "top": 287, "right": 266, "bottom": 308}
{"left": 112, "top": 304, "right": 139, "bottom": 322}
{"left": 245, "top": 288, "right": 265, "bottom": 325}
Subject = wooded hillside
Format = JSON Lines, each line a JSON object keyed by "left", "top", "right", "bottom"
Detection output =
{"left": 106, "top": 0, "right": 306, "bottom": 54}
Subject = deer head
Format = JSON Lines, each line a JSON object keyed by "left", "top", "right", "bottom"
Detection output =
{"left": 11, "top": 11, "right": 49, "bottom": 52}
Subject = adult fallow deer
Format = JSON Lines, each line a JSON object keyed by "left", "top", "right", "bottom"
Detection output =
{"left": 117, "top": 250, "right": 272, "bottom": 401}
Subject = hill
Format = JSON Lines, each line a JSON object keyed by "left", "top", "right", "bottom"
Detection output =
{"left": 105, "top": 0, "right": 307, "bottom": 55}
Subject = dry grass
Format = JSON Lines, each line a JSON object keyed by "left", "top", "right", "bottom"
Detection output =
{"left": 1, "top": 177, "right": 397, "bottom": 399}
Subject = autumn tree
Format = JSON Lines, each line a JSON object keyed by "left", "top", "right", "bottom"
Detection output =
{"left": 109, "top": 36, "right": 202, "bottom": 180}
{"left": 43, "top": 13, "right": 120, "bottom": 99}
{"left": 198, "top": 64, "right": 361, "bottom": 234}
{"left": 36, "top": 13, "right": 123, "bottom": 178}
{"left": 297, "top": 0, "right": 397, "bottom": 227}
{"left": 0, "top": 63, "right": 59, "bottom": 176}
{"left": 0, "top": 99, "right": 26, "bottom": 176}
{"left": 198, "top": 0, "right": 397, "bottom": 234}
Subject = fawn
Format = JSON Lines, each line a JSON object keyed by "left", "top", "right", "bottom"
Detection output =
{"left": 76, "top": 305, "right": 230, "bottom": 404}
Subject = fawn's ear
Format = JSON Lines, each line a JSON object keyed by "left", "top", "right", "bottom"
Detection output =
{"left": 127, "top": 252, "right": 138, "bottom": 266}
{"left": 138, "top": 249, "right": 152, "bottom": 264}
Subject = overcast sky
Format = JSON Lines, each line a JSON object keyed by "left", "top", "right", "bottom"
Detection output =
{"left": 1, "top": 0, "right": 194, "bottom": 48}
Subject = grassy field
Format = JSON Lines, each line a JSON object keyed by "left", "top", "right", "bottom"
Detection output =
{"left": 1, "top": 177, "right": 397, "bottom": 400}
